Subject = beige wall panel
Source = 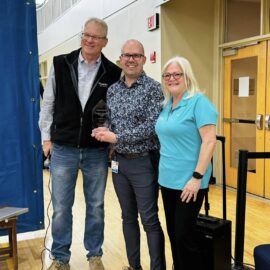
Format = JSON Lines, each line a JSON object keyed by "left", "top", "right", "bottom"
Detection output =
{"left": 161, "top": 0, "right": 215, "bottom": 98}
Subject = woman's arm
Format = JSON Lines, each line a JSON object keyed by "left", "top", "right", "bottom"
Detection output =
{"left": 181, "top": 124, "right": 216, "bottom": 203}
{"left": 195, "top": 124, "right": 217, "bottom": 175}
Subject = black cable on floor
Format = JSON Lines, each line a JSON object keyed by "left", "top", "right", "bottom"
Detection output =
{"left": 40, "top": 167, "right": 53, "bottom": 270}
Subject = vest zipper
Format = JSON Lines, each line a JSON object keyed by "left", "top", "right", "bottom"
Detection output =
{"left": 77, "top": 116, "right": 83, "bottom": 148}
{"left": 85, "top": 62, "right": 106, "bottom": 107}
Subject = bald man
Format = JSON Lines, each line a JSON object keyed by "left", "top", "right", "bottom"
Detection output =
{"left": 92, "top": 39, "right": 166, "bottom": 270}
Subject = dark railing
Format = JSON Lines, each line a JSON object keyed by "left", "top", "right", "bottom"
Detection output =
{"left": 217, "top": 135, "right": 227, "bottom": 220}
{"left": 232, "top": 150, "right": 270, "bottom": 270}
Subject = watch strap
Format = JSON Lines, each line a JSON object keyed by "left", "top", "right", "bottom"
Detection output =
{"left": 192, "top": 171, "right": 204, "bottom": 179}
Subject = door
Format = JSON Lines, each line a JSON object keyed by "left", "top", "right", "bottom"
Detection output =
{"left": 265, "top": 42, "right": 270, "bottom": 198}
{"left": 223, "top": 40, "right": 270, "bottom": 197}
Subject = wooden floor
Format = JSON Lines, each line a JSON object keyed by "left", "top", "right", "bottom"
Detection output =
{"left": 1, "top": 169, "right": 270, "bottom": 269}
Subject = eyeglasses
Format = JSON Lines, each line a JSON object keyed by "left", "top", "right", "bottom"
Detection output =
{"left": 81, "top": 33, "right": 106, "bottom": 41}
{"left": 121, "top": 53, "right": 145, "bottom": 60}
{"left": 162, "top": 72, "right": 184, "bottom": 81}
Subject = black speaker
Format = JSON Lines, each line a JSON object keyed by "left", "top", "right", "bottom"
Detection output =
{"left": 196, "top": 215, "right": 232, "bottom": 270}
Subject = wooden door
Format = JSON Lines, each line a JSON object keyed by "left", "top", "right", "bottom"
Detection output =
{"left": 265, "top": 42, "right": 270, "bottom": 198}
{"left": 223, "top": 41, "right": 267, "bottom": 196}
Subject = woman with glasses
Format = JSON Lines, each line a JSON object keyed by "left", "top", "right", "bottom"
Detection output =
{"left": 155, "top": 56, "right": 218, "bottom": 270}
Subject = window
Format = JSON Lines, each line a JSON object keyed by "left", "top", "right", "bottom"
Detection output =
{"left": 225, "top": 0, "right": 261, "bottom": 42}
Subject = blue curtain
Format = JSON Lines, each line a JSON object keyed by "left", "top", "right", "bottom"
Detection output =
{"left": 0, "top": 0, "right": 44, "bottom": 232}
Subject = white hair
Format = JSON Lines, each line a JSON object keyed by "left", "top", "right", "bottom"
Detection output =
{"left": 162, "top": 56, "right": 201, "bottom": 107}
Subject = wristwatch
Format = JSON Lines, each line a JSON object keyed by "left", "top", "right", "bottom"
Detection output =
{"left": 192, "top": 171, "right": 204, "bottom": 179}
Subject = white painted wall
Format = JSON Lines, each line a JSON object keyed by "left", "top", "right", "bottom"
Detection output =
{"left": 38, "top": 0, "right": 161, "bottom": 80}
{"left": 38, "top": 0, "right": 101, "bottom": 56}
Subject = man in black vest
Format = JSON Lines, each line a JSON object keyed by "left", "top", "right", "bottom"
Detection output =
{"left": 39, "top": 17, "right": 121, "bottom": 270}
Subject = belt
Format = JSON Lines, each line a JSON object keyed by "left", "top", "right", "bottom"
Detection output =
{"left": 115, "top": 151, "right": 149, "bottom": 160}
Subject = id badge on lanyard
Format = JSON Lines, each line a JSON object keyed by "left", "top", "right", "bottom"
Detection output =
{"left": 111, "top": 160, "right": 119, "bottom": 174}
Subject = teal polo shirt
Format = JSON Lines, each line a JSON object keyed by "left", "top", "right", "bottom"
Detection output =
{"left": 155, "top": 91, "right": 218, "bottom": 190}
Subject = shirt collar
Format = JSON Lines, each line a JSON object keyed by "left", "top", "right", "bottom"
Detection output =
{"left": 120, "top": 71, "right": 146, "bottom": 87}
{"left": 79, "top": 51, "right": 101, "bottom": 65}
{"left": 168, "top": 90, "right": 189, "bottom": 110}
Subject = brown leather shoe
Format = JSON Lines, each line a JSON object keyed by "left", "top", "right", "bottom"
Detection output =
{"left": 47, "top": 260, "right": 70, "bottom": 270}
{"left": 89, "top": 256, "right": 105, "bottom": 270}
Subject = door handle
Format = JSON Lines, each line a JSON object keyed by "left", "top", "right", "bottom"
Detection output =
{"left": 223, "top": 118, "right": 254, "bottom": 124}
{"left": 223, "top": 118, "right": 239, "bottom": 123}
{"left": 265, "top": 115, "right": 270, "bottom": 130}
{"left": 255, "top": 114, "right": 263, "bottom": 130}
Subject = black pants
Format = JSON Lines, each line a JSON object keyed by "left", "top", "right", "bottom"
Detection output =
{"left": 161, "top": 186, "right": 207, "bottom": 270}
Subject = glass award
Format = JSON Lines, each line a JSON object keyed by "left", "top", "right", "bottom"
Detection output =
{"left": 92, "top": 99, "right": 110, "bottom": 128}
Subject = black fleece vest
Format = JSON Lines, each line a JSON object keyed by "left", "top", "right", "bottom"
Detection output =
{"left": 51, "top": 49, "right": 121, "bottom": 148}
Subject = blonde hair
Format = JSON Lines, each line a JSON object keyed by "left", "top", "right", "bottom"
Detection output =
{"left": 162, "top": 56, "right": 201, "bottom": 107}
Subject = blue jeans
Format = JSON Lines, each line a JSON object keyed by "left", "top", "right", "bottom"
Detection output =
{"left": 112, "top": 154, "right": 166, "bottom": 270}
{"left": 50, "top": 143, "right": 108, "bottom": 263}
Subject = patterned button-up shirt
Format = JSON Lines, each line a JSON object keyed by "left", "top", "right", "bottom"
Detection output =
{"left": 107, "top": 71, "right": 163, "bottom": 154}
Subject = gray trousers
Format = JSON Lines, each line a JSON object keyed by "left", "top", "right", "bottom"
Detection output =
{"left": 112, "top": 153, "right": 166, "bottom": 270}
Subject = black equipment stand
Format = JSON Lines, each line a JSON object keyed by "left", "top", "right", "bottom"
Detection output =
{"left": 232, "top": 150, "right": 270, "bottom": 270}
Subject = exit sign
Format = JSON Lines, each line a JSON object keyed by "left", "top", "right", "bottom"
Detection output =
{"left": 147, "top": 13, "right": 159, "bottom": 31}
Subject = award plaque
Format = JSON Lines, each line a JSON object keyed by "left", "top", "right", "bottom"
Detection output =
{"left": 92, "top": 99, "right": 110, "bottom": 128}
